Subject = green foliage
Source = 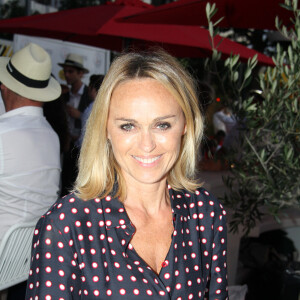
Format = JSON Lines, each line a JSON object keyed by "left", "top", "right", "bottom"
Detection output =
{"left": 0, "top": 0, "right": 27, "bottom": 18}
{"left": 205, "top": 0, "right": 300, "bottom": 235}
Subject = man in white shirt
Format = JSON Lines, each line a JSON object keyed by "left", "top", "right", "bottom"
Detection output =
{"left": 0, "top": 43, "right": 62, "bottom": 242}
{"left": 58, "top": 53, "right": 91, "bottom": 195}
{"left": 58, "top": 53, "right": 91, "bottom": 142}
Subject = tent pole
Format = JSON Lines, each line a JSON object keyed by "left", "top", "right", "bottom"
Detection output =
{"left": 26, "top": 0, "right": 31, "bottom": 16}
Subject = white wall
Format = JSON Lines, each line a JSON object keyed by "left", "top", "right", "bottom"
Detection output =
{"left": 14, "top": 34, "right": 111, "bottom": 86}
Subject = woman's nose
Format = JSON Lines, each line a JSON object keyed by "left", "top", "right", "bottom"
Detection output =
{"left": 139, "top": 130, "right": 156, "bottom": 153}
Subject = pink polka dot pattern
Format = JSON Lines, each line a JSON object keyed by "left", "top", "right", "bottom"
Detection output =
{"left": 26, "top": 187, "right": 228, "bottom": 299}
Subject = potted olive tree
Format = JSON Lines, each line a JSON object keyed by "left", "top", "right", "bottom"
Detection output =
{"left": 205, "top": 0, "right": 300, "bottom": 235}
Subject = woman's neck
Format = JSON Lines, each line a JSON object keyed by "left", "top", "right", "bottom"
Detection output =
{"left": 123, "top": 179, "right": 170, "bottom": 216}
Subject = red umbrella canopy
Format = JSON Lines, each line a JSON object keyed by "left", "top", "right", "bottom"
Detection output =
{"left": 99, "top": 20, "right": 274, "bottom": 65}
{"left": 121, "top": 0, "right": 297, "bottom": 30}
{"left": 0, "top": 0, "right": 274, "bottom": 65}
{"left": 0, "top": 0, "right": 152, "bottom": 51}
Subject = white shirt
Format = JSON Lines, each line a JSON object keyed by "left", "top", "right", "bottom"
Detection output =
{"left": 67, "top": 83, "right": 85, "bottom": 137}
{"left": 0, "top": 95, "right": 5, "bottom": 116}
{"left": 213, "top": 110, "right": 237, "bottom": 134}
{"left": 0, "top": 106, "right": 61, "bottom": 241}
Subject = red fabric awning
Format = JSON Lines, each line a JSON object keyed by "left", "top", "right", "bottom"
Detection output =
{"left": 0, "top": 0, "right": 274, "bottom": 65}
{"left": 121, "top": 0, "right": 296, "bottom": 30}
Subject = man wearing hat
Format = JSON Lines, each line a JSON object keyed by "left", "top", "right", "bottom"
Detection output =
{"left": 58, "top": 53, "right": 91, "bottom": 139}
{"left": 0, "top": 43, "right": 61, "bottom": 242}
{"left": 58, "top": 53, "right": 92, "bottom": 195}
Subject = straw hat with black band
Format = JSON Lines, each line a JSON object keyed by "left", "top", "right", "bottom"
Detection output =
{"left": 58, "top": 53, "right": 89, "bottom": 74}
{"left": 0, "top": 43, "right": 61, "bottom": 102}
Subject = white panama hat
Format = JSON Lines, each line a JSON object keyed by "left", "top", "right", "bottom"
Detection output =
{"left": 0, "top": 43, "right": 61, "bottom": 102}
{"left": 58, "top": 53, "right": 89, "bottom": 74}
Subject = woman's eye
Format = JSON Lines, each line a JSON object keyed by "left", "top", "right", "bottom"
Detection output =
{"left": 120, "top": 123, "right": 134, "bottom": 131}
{"left": 157, "top": 122, "right": 171, "bottom": 130}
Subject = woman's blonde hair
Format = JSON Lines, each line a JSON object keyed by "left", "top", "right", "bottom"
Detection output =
{"left": 75, "top": 49, "right": 204, "bottom": 201}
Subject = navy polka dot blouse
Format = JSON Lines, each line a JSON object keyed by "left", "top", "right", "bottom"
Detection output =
{"left": 26, "top": 186, "right": 228, "bottom": 299}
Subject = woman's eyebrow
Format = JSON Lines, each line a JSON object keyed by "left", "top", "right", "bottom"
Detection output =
{"left": 115, "top": 118, "right": 136, "bottom": 122}
{"left": 115, "top": 115, "right": 176, "bottom": 122}
{"left": 154, "top": 115, "right": 176, "bottom": 122}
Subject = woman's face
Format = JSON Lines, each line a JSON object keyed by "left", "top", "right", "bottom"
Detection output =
{"left": 107, "top": 78, "right": 186, "bottom": 186}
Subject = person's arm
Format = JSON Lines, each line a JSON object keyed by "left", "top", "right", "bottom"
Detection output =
{"left": 26, "top": 216, "right": 81, "bottom": 299}
{"left": 66, "top": 104, "right": 82, "bottom": 120}
{"left": 207, "top": 205, "right": 228, "bottom": 299}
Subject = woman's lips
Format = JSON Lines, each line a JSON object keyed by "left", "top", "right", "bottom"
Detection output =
{"left": 132, "top": 155, "right": 162, "bottom": 165}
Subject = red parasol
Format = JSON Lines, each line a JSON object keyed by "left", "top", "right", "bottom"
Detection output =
{"left": 121, "top": 0, "right": 296, "bottom": 30}
{"left": 0, "top": 0, "right": 274, "bottom": 65}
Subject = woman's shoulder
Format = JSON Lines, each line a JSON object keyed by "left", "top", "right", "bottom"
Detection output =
{"left": 46, "top": 192, "right": 88, "bottom": 212}
{"left": 196, "top": 187, "right": 225, "bottom": 212}
{"left": 38, "top": 192, "right": 104, "bottom": 227}
{"left": 170, "top": 186, "right": 226, "bottom": 213}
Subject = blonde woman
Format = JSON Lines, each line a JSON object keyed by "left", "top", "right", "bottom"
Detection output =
{"left": 26, "top": 49, "right": 228, "bottom": 299}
